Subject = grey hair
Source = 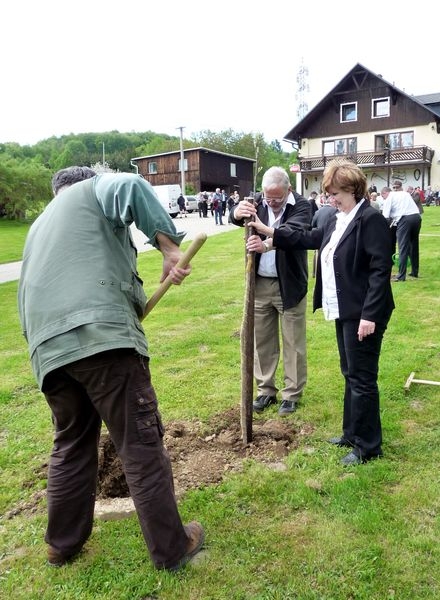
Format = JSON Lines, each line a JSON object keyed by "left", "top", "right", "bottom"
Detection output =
{"left": 52, "top": 166, "right": 97, "bottom": 195}
{"left": 261, "top": 166, "right": 291, "bottom": 192}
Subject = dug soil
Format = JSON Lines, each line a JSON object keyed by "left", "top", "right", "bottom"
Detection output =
{"left": 6, "top": 406, "right": 314, "bottom": 520}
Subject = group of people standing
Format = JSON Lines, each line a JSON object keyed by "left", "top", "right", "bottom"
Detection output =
{"left": 197, "top": 189, "right": 240, "bottom": 220}
{"left": 16, "top": 158, "right": 422, "bottom": 574}
{"left": 230, "top": 160, "right": 395, "bottom": 467}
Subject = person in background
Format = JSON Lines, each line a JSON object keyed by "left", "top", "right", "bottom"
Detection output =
{"left": 212, "top": 187, "right": 224, "bottom": 225}
{"left": 368, "top": 191, "right": 381, "bottom": 211}
{"left": 250, "top": 160, "right": 394, "bottom": 465}
{"left": 18, "top": 167, "right": 204, "bottom": 571}
{"left": 221, "top": 189, "right": 228, "bottom": 216}
{"left": 229, "top": 166, "right": 311, "bottom": 416}
{"left": 202, "top": 191, "right": 209, "bottom": 217}
{"left": 197, "top": 191, "right": 204, "bottom": 218}
{"left": 407, "top": 186, "right": 424, "bottom": 216}
{"left": 308, "top": 191, "right": 320, "bottom": 223}
{"left": 312, "top": 194, "right": 338, "bottom": 228}
{"left": 177, "top": 192, "right": 187, "bottom": 217}
{"left": 382, "top": 180, "right": 422, "bottom": 280}
{"left": 380, "top": 186, "right": 396, "bottom": 254}
{"left": 375, "top": 189, "right": 386, "bottom": 213}
{"left": 416, "top": 186, "right": 425, "bottom": 206}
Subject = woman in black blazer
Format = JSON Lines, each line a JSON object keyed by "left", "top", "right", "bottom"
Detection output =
{"left": 245, "top": 159, "right": 395, "bottom": 465}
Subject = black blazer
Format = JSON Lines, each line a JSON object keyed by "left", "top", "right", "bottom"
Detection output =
{"left": 288, "top": 201, "right": 395, "bottom": 325}
{"left": 230, "top": 192, "right": 311, "bottom": 310}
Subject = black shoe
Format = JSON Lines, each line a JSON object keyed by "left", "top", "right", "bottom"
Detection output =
{"left": 340, "top": 451, "right": 362, "bottom": 466}
{"left": 278, "top": 400, "right": 296, "bottom": 415}
{"left": 328, "top": 436, "right": 352, "bottom": 447}
{"left": 253, "top": 395, "right": 277, "bottom": 413}
{"left": 340, "top": 450, "right": 383, "bottom": 466}
{"left": 408, "top": 273, "right": 418, "bottom": 278}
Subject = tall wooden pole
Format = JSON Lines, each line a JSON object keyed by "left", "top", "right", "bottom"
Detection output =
{"left": 240, "top": 198, "right": 255, "bottom": 444}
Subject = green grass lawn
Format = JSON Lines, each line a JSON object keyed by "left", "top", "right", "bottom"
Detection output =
{"left": 0, "top": 220, "right": 30, "bottom": 263}
{"left": 1, "top": 210, "right": 440, "bottom": 599}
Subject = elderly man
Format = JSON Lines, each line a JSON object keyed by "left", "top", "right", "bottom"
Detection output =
{"left": 18, "top": 167, "right": 204, "bottom": 571}
{"left": 229, "top": 166, "right": 311, "bottom": 415}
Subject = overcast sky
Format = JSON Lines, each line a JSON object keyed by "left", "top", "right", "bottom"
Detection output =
{"left": 2, "top": 0, "right": 438, "bottom": 150}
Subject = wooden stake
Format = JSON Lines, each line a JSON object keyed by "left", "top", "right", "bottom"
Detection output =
{"left": 240, "top": 198, "right": 255, "bottom": 444}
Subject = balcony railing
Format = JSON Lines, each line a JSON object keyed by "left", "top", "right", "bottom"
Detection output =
{"left": 299, "top": 146, "right": 435, "bottom": 172}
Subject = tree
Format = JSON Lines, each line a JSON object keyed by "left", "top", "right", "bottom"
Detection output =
{"left": 0, "top": 157, "right": 51, "bottom": 219}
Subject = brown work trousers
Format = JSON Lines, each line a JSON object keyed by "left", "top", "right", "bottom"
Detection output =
{"left": 41, "top": 349, "right": 188, "bottom": 569}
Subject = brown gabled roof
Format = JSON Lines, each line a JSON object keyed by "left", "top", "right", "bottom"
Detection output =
{"left": 131, "top": 146, "right": 255, "bottom": 163}
{"left": 283, "top": 63, "right": 440, "bottom": 143}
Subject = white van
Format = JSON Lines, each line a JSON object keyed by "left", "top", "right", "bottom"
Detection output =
{"left": 151, "top": 184, "right": 181, "bottom": 218}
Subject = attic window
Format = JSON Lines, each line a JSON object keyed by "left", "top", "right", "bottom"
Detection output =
{"left": 340, "top": 102, "right": 357, "bottom": 123}
{"left": 372, "top": 97, "right": 390, "bottom": 118}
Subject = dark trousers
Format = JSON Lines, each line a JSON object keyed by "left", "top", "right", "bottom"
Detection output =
{"left": 41, "top": 349, "right": 188, "bottom": 569}
{"left": 335, "top": 319, "right": 385, "bottom": 458}
{"left": 396, "top": 214, "right": 422, "bottom": 279}
{"left": 214, "top": 207, "right": 223, "bottom": 224}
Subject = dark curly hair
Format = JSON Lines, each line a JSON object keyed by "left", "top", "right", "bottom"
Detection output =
{"left": 52, "top": 166, "right": 97, "bottom": 195}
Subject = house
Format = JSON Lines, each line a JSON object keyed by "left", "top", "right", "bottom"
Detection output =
{"left": 131, "top": 147, "right": 255, "bottom": 196}
{"left": 283, "top": 63, "right": 440, "bottom": 196}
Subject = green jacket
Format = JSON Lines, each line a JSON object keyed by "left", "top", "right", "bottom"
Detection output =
{"left": 18, "top": 173, "right": 185, "bottom": 389}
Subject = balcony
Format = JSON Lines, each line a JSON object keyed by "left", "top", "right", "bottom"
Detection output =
{"left": 299, "top": 146, "right": 435, "bottom": 173}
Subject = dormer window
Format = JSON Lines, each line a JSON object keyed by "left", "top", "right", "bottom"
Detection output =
{"left": 340, "top": 102, "right": 357, "bottom": 123}
{"left": 372, "top": 97, "right": 390, "bottom": 118}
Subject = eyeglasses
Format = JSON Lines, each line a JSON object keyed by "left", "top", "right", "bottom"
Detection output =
{"left": 263, "top": 195, "right": 286, "bottom": 204}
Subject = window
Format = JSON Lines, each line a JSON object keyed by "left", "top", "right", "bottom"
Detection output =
{"left": 230, "top": 162, "right": 237, "bottom": 177}
{"left": 178, "top": 158, "right": 188, "bottom": 172}
{"left": 372, "top": 97, "right": 390, "bottom": 118}
{"left": 387, "top": 131, "right": 414, "bottom": 149}
{"left": 148, "top": 162, "right": 157, "bottom": 174}
{"left": 323, "top": 138, "right": 357, "bottom": 156}
{"left": 340, "top": 102, "right": 357, "bottom": 123}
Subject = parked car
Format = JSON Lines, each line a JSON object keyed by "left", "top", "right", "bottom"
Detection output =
{"left": 184, "top": 195, "right": 198, "bottom": 213}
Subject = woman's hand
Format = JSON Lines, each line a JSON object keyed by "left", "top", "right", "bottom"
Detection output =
{"left": 249, "top": 215, "right": 274, "bottom": 238}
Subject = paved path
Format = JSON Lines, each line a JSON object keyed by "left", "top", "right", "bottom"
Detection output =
{"left": 0, "top": 212, "right": 237, "bottom": 283}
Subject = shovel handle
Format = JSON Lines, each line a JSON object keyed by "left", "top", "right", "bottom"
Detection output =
{"left": 142, "top": 232, "right": 207, "bottom": 319}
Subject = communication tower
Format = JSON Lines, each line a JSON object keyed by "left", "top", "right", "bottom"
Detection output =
{"left": 295, "top": 59, "right": 310, "bottom": 120}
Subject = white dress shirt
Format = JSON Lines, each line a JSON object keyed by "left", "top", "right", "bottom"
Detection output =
{"left": 321, "top": 200, "right": 364, "bottom": 320}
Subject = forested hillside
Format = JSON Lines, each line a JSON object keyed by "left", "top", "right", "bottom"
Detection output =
{"left": 0, "top": 128, "right": 295, "bottom": 219}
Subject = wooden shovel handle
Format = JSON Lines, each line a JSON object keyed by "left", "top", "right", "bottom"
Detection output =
{"left": 142, "top": 232, "right": 207, "bottom": 319}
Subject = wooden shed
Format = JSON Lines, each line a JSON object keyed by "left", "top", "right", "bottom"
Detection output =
{"left": 131, "top": 147, "right": 255, "bottom": 196}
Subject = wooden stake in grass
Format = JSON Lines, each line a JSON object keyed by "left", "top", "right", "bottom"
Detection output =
{"left": 240, "top": 197, "right": 255, "bottom": 444}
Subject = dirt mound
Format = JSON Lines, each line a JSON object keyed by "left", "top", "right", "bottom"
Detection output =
{"left": 5, "top": 407, "right": 313, "bottom": 520}
{"left": 97, "top": 406, "right": 303, "bottom": 502}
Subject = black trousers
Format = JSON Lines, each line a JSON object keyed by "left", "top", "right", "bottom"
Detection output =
{"left": 335, "top": 320, "right": 386, "bottom": 458}
{"left": 41, "top": 349, "right": 188, "bottom": 569}
{"left": 396, "top": 214, "right": 422, "bottom": 279}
